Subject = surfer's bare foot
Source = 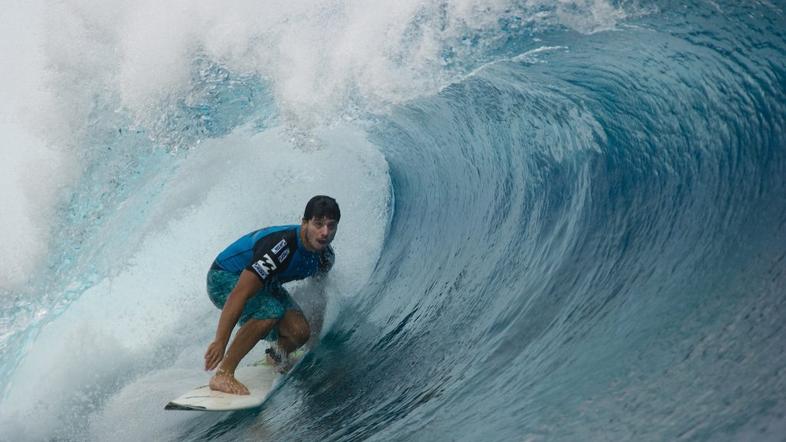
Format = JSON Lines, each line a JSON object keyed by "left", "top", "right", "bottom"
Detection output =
{"left": 209, "top": 371, "right": 250, "bottom": 395}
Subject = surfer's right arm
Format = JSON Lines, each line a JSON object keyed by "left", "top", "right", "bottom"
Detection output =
{"left": 204, "top": 269, "right": 264, "bottom": 371}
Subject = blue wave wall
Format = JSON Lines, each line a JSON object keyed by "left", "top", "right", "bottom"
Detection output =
{"left": 233, "top": 3, "right": 786, "bottom": 440}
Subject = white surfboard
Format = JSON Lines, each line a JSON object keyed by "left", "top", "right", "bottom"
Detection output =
{"left": 165, "top": 363, "right": 280, "bottom": 412}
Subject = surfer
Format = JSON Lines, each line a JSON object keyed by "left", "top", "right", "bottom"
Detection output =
{"left": 203, "top": 195, "right": 339, "bottom": 395}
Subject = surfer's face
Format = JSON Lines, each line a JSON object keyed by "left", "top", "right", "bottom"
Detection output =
{"left": 301, "top": 216, "right": 338, "bottom": 252}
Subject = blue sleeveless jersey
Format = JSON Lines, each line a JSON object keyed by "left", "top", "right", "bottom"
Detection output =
{"left": 212, "top": 224, "right": 334, "bottom": 284}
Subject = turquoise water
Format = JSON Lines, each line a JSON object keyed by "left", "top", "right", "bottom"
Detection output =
{"left": 1, "top": 1, "right": 785, "bottom": 440}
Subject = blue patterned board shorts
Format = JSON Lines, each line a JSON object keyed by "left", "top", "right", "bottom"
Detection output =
{"left": 206, "top": 268, "right": 302, "bottom": 341}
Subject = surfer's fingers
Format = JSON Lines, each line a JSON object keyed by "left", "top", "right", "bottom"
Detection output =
{"left": 204, "top": 347, "right": 221, "bottom": 370}
{"left": 205, "top": 353, "right": 220, "bottom": 370}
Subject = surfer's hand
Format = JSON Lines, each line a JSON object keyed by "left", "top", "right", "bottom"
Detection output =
{"left": 204, "top": 341, "right": 225, "bottom": 371}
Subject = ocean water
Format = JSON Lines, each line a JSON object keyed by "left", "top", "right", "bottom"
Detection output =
{"left": 1, "top": 1, "right": 785, "bottom": 441}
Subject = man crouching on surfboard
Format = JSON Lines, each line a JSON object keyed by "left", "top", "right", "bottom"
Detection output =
{"left": 204, "top": 195, "right": 339, "bottom": 395}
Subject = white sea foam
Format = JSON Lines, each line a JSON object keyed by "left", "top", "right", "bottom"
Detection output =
{"left": 40, "top": 0, "right": 631, "bottom": 131}
{"left": 0, "top": 0, "right": 76, "bottom": 290}
{"left": 0, "top": 121, "right": 390, "bottom": 439}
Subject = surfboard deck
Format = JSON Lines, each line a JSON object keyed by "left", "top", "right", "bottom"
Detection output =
{"left": 165, "top": 364, "right": 280, "bottom": 412}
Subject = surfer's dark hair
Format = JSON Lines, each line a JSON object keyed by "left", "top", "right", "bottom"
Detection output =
{"left": 304, "top": 195, "right": 341, "bottom": 221}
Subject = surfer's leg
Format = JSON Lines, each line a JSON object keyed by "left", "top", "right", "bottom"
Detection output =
{"left": 223, "top": 318, "right": 277, "bottom": 371}
{"left": 277, "top": 310, "right": 310, "bottom": 353}
{"left": 211, "top": 318, "right": 277, "bottom": 394}
{"left": 271, "top": 287, "right": 308, "bottom": 354}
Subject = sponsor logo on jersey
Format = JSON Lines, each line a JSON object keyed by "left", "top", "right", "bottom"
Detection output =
{"left": 272, "top": 238, "right": 287, "bottom": 254}
{"left": 251, "top": 254, "right": 277, "bottom": 279}
{"left": 277, "top": 248, "right": 290, "bottom": 263}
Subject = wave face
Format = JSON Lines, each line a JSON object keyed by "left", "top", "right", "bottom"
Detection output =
{"left": 1, "top": 1, "right": 786, "bottom": 441}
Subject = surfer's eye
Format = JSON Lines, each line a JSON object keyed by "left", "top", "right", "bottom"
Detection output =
{"left": 311, "top": 218, "right": 337, "bottom": 231}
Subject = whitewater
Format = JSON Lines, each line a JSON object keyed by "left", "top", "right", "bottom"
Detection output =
{"left": 1, "top": 0, "right": 785, "bottom": 440}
